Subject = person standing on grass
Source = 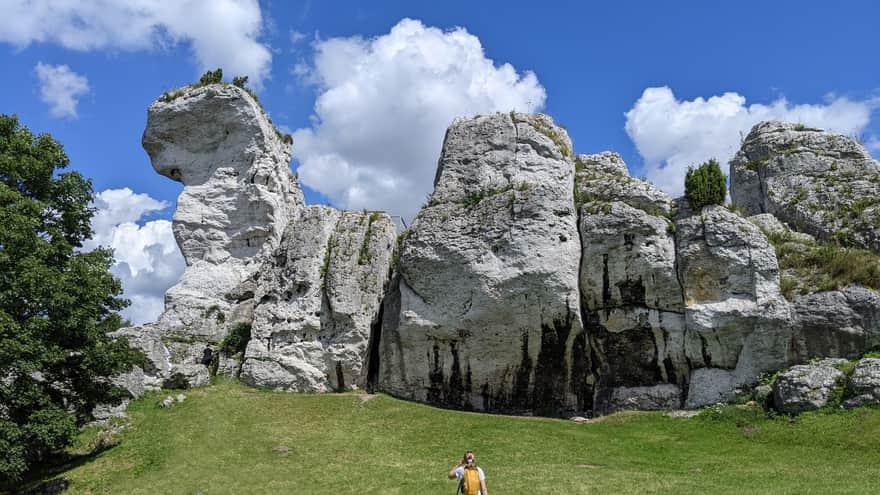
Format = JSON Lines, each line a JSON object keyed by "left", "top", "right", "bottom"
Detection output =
{"left": 448, "top": 450, "right": 488, "bottom": 495}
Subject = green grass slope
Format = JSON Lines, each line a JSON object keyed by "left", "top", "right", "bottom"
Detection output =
{"left": 27, "top": 380, "right": 880, "bottom": 494}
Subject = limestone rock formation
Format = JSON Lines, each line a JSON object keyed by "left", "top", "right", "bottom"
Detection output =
{"left": 143, "top": 84, "right": 303, "bottom": 344}
{"left": 575, "top": 151, "right": 673, "bottom": 215}
{"left": 772, "top": 359, "right": 845, "bottom": 414}
{"left": 730, "top": 121, "right": 880, "bottom": 250}
{"left": 119, "top": 87, "right": 880, "bottom": 420}
{"left": 123, "top": 83, "right": 394, "bottom": 394}
{"left": 576, "top": 159, "right": 684, "bottom": 413}
{"left": 676, "top": 203, "right": 793, "bottom": 407}
{"left": 241, "top": 207, "right": 395, "bottom": 392}
{"left": 377, "top": 113, "right": 586, "bottom": 416}
{"left": 842, "top": 358, "right": 880, "bottom": 408}
{"left": 793, "top": 287, "right": 880, "bottom": 360}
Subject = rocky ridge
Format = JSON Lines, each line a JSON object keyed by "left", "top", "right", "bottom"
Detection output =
{"left": 112, "top": 84, "right": 880, "bottom": 420}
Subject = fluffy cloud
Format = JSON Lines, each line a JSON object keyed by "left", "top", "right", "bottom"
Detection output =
{"left": 625, "top": 86, "right": 878, "bottom": 196}
{"left": 292, "top": 18, "right": 546, "bottom": 222}
{"left": 84, "top": 189, "right": 184, "bottom": 325}
{"left": 34, "top": 62, "right": 89, "bottom": 118}
{"left": 2, "top": 0, "right": 271, "bottom": 86}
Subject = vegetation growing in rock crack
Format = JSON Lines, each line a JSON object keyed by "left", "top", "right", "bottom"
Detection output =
{"left": 358, "top": 211, "right": 382, "bottom": 265}
{"left": 685, "top": 159, "right": 727, "bottom": 211}
{"left": 0, "top": 114, "right": 143, "bottom": 485}
{"left": 220, "top": 323, "right": 252, "bottom": 356}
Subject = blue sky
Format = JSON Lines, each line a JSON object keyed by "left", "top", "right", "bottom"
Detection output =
{"left": 1, "top": 0, "right": 878, "bottom": 323}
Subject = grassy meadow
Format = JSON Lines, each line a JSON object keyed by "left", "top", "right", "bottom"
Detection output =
{"left": 22, "top": 379, "right": 880, "bottom": 494}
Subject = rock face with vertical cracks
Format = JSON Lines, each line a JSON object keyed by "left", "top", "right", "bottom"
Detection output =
{"left": 240, "top": 207, "right": 396, "bottom": 391}
{"left": 128, "top": 84, "right": 303, "bottom": 387}
{"left": 127, "top": 83, "right": 395, "bottom": 394}
{"left": 576, "top": 156, "right": 685, "bottom": 413}
{"left": 142, "top": 84, "right": 303, "bottom": 341}
{"left": 675, "top": 202, "right": 794, "bottom": 407}
{"left": 730, "top": 121, "right": 880, "bottom": 250}
{"left": 377, "top": 113, "right": 586, "bottom": 416}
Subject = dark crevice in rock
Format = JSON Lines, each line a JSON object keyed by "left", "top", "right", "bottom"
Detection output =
{"left": 365, "top": 292, "right": 385, "bottom": 393}
{"left": 532, "top": 310, "right": 575, "bottom": 416}
{"left": 512, "top": 332, "right": 533, "bottom": 410}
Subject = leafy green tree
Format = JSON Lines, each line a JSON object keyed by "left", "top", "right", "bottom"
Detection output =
{"left": 232, "top": 75, "right": 249, "bottom": 88}
{"left": 685, "top": 159, "right": 727, "bottom": 211}
{"left": 0, "top": 115, "right": 141, "bottom": 483}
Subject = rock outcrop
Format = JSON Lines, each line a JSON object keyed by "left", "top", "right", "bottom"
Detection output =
{"left": 123, "top": 83, "right": 395, "bottom": 393}
{"left": 842, "top": 358, "right": 880, "bottom": 408}
{"left": 120, "top": 86, "right": 880, "bottom": 420}
{"left": 730, "top": 121, "right": 880, "bottom": 250}
{"left": 241, "top": 207, "right": 395, "bottom": 392}
{"left": 377, "top": 113, "right": 586, "bottom": 416}
{"left": 676, "top": 203, "right": 794, "bottom": 407}
{"left": 773, "top": 359, "right": 845, "bottom": 414}
{"left": 143, "top": 84, "right": 304, "bottom": 344}
{"left": 576, "top": 155, "right": 685, "bottom": 413}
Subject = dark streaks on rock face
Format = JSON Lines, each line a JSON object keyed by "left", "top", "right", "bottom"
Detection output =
{"left": 335, "top": 361, "right": 345, "bottom": 391}
{"left": 427, "top": 343, "right": 444, "bottom": 404}
{"left": 447, "top": 341, "right": 465, "bottom": 406}
{"left": 512, "top": 332, "right": 533, "bottom": 410}
{"left": 532, "top": 311, "right": 575, "bottom": 416}
{"left": 617, "top": 278, "right": 647, "bottom": 306}
{"left": 570, "top": 329, "right": 593, "bottom": 412}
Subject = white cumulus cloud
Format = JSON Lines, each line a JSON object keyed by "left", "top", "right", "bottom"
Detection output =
{"left": 292, "top": 18, "right": 546, "bottom": 222}
{"left": 624, "top": 86, "right": 878, "bottom": 196}
{"left": 84, "top": 188, "right": 184, "bottom": 325}
{"left": 2, "top": 0, "right": 271, "bottom": 86}
{"left": 34, "top": 62, "right": 89, "bottom": 118}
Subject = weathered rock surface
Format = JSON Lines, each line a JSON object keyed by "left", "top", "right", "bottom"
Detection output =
{"left": 676, "top": 203, "right": 794, "bottom": 408}
{"left": 92, "top": 366, "right": 145, "bottom": 421}
{"left": 606, "top": 384, "right": 682, "bottom": 412}
{"left": 842, "top": 358, "right": 880, "bottom": 408}
{"left": 143, "top": 84, "right": 303, "bottom": 343}
{"left": 118, "top": 87, "right": 880, "bottom": 420}
{"left": 240, "top": 207, "right": 396, "bottom": 392}
{"left": 578, "top": 190, "right": 685, "bottom": 413}
{"left": 793, "top": 287, "right": 880, "bottom": 360}
{"left": 730, "top": 121, "right": 880, "bottom": 250}
{"left": 773, "top": 360, "right": 844, "bottom": 414}
{"left": 575, "top": 152, "right": 673, "bottom": 215}
{"left": 163, "top": 364, "right": 210, "bottom": 389}
{"left": 377, "top": 113, "right": 586, "bottom": 416}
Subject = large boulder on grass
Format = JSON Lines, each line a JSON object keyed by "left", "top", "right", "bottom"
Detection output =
{"left": 842, "top": 358, "right": 880, "bottom": 408}
{"left": 773, "top": 360, "right": 845, "bottom": 414}
{"left": 163, "top": 364, "right": 210, "bottom": 389}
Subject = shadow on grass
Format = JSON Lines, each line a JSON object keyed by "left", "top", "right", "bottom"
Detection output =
{"left": 3, "top": 438, "right": 119, "bottom": 495}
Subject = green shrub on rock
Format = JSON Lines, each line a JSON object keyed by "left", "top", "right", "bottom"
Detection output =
{"left": 220, "top": 323, "right": 252, "bottom": 355}
{"left": 685, "top": 159, "right": 727, "bottom": 211}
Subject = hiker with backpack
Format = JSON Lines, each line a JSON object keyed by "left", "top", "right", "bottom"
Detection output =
{"left": 448, "top": 450, "right": 488, "bottom": 495}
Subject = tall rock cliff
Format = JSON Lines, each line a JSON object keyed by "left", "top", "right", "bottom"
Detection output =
{"left": 119, "top": 83, "right": 395, "bottom": 391}
{"left": 377, "top": 113, "right": 586, "bottom": 416}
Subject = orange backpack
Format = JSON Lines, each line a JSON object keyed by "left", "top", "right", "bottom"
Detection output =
{"left": 460, "top": 466, "right": 481, "bottom": 495}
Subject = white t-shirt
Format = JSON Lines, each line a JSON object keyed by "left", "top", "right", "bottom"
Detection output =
{"left": 455, "top": 466, "right": 485, "bottom": 494}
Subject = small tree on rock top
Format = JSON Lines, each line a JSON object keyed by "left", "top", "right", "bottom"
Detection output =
{"left": 685, "top": 159, "right": 727, "bottom": 211}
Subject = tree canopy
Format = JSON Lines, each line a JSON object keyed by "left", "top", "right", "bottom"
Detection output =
{"left": 0, "top": 114, "right": 141, "bottom": 483}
